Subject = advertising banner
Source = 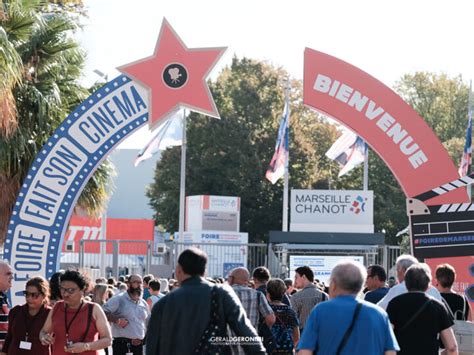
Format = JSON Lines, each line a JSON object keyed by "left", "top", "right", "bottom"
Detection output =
{"left": 176, "top": 231, "right": 248, "bottom": 278}
{"left": 289, "top": 255, "right": 364, "bottom": 285}
{"left": 63, "top": 216, "right": 154, "bottom": 255}
{"left": 186, "top": 195, "right": 240, "bottom": 232}
{"left": 290, "top": 189, "right": 373, "bottom": 233}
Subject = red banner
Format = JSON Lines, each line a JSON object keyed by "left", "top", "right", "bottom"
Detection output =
{"left": 63, "top": 216, "right": 154, "bottom": 255}
{"left": 425, "top": 256, "right": 474, "bottom": 307}
{"left": 304, "top": 48, "right": 468, "bottom": 205}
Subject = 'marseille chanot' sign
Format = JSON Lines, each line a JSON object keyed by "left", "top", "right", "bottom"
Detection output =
{"left": 290, "top": 189, "right": 374, "bottom": 233}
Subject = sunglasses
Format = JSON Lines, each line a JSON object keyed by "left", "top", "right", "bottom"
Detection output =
{"left": 23, "top": 291, "right": 41, "bottom": 299}
{"left": 60, "top": 287, "right": 79, "bottom": 294}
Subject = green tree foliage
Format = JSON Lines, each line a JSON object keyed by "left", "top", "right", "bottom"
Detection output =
{"left": 147, "top": 57, "right": 338, "bottom": 241}
{"left": 0, "top": 0, "right": 114, "bottom": 242}
{"left": 147, "top": 60, "right": 471, "bottom": 245}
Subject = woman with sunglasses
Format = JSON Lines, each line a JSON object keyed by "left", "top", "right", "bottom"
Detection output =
{"left": 2, "top": 277, "right": 51, "bottom": 355}
{"left": 40, "top": 270, "right": 112, "bottom": 354}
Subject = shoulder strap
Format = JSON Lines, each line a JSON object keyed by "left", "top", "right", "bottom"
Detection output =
{"left": 336, "top": 302, "right": 362, "bottom": 355}
{"left": 441, "top": 297, "right": 456, "bottom": 319}
{"left": 400, "top": 300, "right": 430, "bottom": 332}
{"left": 80, "top": 303, "right": 94, "bottom": 343}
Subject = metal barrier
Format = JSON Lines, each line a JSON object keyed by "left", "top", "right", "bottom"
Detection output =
{"left": 170, "top": 242, "right": 268, "bottom": 278}
{"left": 69, "top": 239, "right": 402, "bottom": 280}
{"left": 376, "top": 245, "right": 403, "bottom": 277}
{"left": 73, "top": 239, "right": 152, "bottom": 279}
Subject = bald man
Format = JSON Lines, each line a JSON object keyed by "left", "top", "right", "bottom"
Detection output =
{"left": 228, "top": 268, "right": 275, "bottom": 354}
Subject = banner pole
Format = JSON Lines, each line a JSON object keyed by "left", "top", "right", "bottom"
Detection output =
{"left": 363, "top": 143, "right": 369, "bottom": 191}
{"left": 468, "top": 80, "right": 472, "bottom": 200}
{"left": 282, "top": 82, "right": 290, "bottom": 232}
{"left": 178, "top": 110, "right": 187, "bottom": 240}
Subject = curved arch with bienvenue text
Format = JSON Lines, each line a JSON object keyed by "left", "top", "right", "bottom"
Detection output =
{"left": 4, "top": 75, "right": 149, "bottom": 304}
{"left": 304, "top": 48, "right": 469, "bottom": 206}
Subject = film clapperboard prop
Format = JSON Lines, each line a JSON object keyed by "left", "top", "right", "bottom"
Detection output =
{"left": 408, "top": 176, "right": 474, "bottom": 302}
{"left": 408, "top": 174, "right": 474, "bottom": 259}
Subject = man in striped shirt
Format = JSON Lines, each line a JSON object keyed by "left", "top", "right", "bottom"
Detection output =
{"left": 0, "top": 261, "right": 12, "bottom": 352}
{"left": 290, "top": 266, "right": 328, "bottom": 332}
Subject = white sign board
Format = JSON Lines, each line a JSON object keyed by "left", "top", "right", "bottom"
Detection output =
{"left": 289, "top": 255, "right": 365, "bottom": 285}
{"left": 290, "top": 189, "right": 374, "bottom": 233}
{"left": 186, "top": 195, "right": 240, "bottom": 232}
{"left": 175, "top": 231, "right": 248, "bottom": 278}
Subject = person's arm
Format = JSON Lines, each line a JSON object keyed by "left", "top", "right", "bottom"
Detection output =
{"left": 147, "top": 298, "right": 153, "bottom": 311}
{"left": 292, "top": 326, "right": 300, "bottom": 348}
{"left": 290, "top": 295, "right": 301, "bottom": 318}
{"left": 222, "top": 287, "right": 266, "bottom": 354}
{"left": 2, "top": 306, "right": 18, "bottom": 353}
{"left": 297, "top": 350, "right": 312, "bottom": 355}
{"left": 384, "top": 351, "right": 396, "bottom": 355}
{"left": 39, "top": 305, "right": 55, "bottom": 346}
{"left": 439, "top": 327, "right": 458, "bottom": 355}
{"left": 258, "top": 293, "right": 275, "bottom": 327}
{"left": 65, "top": 304, "right": 112, "bottom": 353}
{"left": 103, "top": 294, "right": 128, "bottom": 327}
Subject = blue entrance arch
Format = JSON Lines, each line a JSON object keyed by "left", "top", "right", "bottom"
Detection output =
{"left": 5, "top": 75, "right": 149, "bottom": 304}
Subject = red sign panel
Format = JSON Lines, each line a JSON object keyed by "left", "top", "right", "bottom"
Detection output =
{"left": 63, "top": 216, "right": 154, "bottom": 255}
{"left": 425, "top": 256, "right": 474, "bottom": 307}
{"left": 304, "top": 48, "right": 468, "bottom": 205}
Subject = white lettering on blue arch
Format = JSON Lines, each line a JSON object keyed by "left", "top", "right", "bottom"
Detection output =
{"left": 4, "top": 75, "right": 150, "bottom": 305}
{"left": 70, "top": 82, "right": 148, "bottom": 153}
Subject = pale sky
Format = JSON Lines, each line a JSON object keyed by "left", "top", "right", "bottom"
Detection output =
{"left": 77, "top": 0, "right": 474, "bottom": 149}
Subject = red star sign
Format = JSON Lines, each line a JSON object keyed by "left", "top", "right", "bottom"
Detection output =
{"left": 118, "top": 18, "right": 227, "bottom": 129}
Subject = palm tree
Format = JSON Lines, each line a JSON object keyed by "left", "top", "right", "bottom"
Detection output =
{"left": 0, "top": 0, "right": 115, "bottom": 242}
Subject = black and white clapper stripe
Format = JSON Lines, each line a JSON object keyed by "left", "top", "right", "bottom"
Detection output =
{"left": 413, "top": 174, "right": 474, "bottom": 202}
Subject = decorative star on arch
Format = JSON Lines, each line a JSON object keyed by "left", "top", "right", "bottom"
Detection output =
{"left": 118, "top": 18, "right": 227, "bottom": 129}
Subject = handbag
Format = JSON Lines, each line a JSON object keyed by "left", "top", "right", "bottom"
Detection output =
{"left": 257, "top": 292, "right": 277, "bottom": 353}
{"left": 443, "top": 296, "right": 474, "bottom": 353}
{"left": 194, "top": 286, "right": 229, "bottom": 355}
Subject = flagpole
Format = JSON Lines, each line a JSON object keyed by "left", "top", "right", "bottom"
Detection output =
{"left": 468, "top": 80, "right": 472, "bottom": 200}
{"left": 178, "top": 109, "right": 187, "bottom": 240}
{"left": 282, "top": 82, "right": 290, "bottom": 232}
{"left": 363, "top": 142, "right": 369, "bottom": 191}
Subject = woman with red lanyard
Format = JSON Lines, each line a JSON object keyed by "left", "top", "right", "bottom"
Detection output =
{"left": 39, "top": 270, "right": 112, "bottom": 354}
{"left": 2, "top": 277, "right": 51, "bottom": 355}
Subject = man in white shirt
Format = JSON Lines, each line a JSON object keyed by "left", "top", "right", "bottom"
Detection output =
{"left": 377, "top": 254, "right": 442, "bottom": 310}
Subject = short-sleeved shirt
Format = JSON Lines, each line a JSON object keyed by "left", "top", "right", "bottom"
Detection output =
{"left": 270, "top": 304, "right": 299, "bottom": 354}
{"left": 102, "top": 291, "right": 149, "bottom": 339}
{"left": 298, "top": 295, "right": 399, "bottom": 355}
{"left": 387, "top": 292, "right": 453, "bottom": 355}
{"left": 364, "top": 287, "right": 389, "bottom": 304}
{"left": 441, "top": 292, "right": 470, "bottom": 320}
{"left": 231, "top": 285, "right": 273, "bottom": 328}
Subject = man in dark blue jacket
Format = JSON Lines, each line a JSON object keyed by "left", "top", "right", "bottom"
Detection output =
{"left": 146, "top": 248, "right": 265, "bottom": 355}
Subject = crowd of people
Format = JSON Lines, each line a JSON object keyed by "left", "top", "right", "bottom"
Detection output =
{"left": 0, "top": 250, "right": 470, "bottom": 354}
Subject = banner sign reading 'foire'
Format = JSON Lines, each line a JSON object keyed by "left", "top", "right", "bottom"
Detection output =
{"left": 290, "top": 189, "right": 374, "bottom": 233}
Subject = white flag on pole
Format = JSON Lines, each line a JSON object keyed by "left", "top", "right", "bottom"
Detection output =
{"left": 326, "top": 130, "right": 367, "bottom": 177}
{"left": 134, "top": 115, "right": 183, "bottom": 166}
